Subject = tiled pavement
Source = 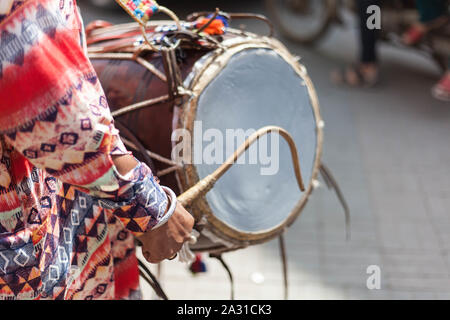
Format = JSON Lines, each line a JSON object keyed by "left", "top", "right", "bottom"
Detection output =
{"left": 78, "top": 0, "right": 450, "bottom": 300}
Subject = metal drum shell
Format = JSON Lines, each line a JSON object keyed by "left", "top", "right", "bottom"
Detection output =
{"left": 177, "top": 35, "right": 324, "bottom": 249}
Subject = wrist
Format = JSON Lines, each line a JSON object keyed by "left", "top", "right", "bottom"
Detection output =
{"left": 112, "top": 154, "right": 139, "bottom": 176}
{"left": 152, "top": 186, "right": 177, "bottom": 230}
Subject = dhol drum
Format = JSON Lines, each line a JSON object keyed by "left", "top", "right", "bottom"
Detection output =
{"left": 86, "top": 16, "right": 324, "bottom": 254}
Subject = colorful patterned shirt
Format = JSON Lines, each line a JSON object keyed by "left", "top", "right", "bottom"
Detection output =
{"left": 0, "top": 0, "right": 168, "bottom": 300}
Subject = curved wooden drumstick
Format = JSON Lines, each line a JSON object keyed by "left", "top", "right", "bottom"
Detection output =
{"left": 178, "top": 125, "right": 306, "bottom": 208}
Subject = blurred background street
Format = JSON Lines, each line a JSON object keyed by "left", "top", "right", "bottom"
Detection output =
{"left": 78, "top": 0, "right": 450, "bottom": 299}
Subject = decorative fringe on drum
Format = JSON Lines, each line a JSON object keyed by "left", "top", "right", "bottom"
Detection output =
{"left": 116, "top": 0, "right": 159, "bottom": 23}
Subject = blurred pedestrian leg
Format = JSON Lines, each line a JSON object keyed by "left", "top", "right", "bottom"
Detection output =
{"left": 407, "top": 0, "right": 450, "bottom": 101}
{"left": 358, "top": 0, "right": 381, "bottom": 64}
{"left": 403, "top": 0, "right": 449, "bottom": 45}
{"left": 416, "top": 0, "right": 447, "bottom": 23}
{"left": 432, "top": 58, "right": 450, "bottom": 102}
{"left": 330, "top": 0, "right": 381, "bottom": 87}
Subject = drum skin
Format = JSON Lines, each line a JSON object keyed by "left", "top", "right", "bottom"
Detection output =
{"left": 188, "top": 48, "right": 317, "bottom": 232}
{"left": 87, "top": 22, "right": 323, "bottom": 252}
{"left": 179, "top": 37, "right": 323, "bottom": 247}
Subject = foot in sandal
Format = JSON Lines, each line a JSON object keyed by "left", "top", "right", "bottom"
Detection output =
{"left": 402, "top": 16, "right": 450, "bottom": 46}
{"left": 432, "top": 72, "right": 450, "bottom": 102}
{"left": 331, "top": 63, "right": 380, "bottom": 88}
{"left": 402, "top": 23, "right": 427, "bottom": 46}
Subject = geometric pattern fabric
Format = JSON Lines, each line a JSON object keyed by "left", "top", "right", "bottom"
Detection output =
{"left": 0, "top": 0, "right": 168, "bottom": 300}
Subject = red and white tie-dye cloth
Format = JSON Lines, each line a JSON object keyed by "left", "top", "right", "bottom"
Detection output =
{"left": 0, "top": 0, "right": 168, "bottom": 300}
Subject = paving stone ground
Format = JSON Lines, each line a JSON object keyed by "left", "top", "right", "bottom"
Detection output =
{"left": 78, "top": 0, "right": 450, "bottom": 300}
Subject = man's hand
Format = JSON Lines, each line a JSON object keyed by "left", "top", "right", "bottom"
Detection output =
{"left": 138, "top": 203, "right": 195, "bottom": 264}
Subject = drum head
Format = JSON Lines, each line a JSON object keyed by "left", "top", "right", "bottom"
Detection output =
{"left": 182, "top": 39, "right": 322, "bottom": 244}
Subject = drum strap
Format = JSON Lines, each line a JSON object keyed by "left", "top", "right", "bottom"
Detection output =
{"left": 210, "top": 254, "right": 235, "bottom": 300}
{"left": 161, "top": 47, "right": 183, "bottom": 104}
{"left": 137, "top": 258, "right": 169, "bottom": 300}
{"left": 278, "top": 233, "right": 288, "bottom": 300}
{"left": 319, "top": 163, "right": 351, "bottom": 240}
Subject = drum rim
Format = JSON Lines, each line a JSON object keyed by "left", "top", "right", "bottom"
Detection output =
{"left": 179, "top": 36, "right": 324, "bottom": 246}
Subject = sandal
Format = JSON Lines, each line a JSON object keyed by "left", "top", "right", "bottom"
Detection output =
{"left": 432, "top": 72, "right": 450, "bottom": 102}
{"left": 331, "top": 65, "right": 379, "bottom": 88}
{"left": 402, "top": 25, "right": 426, "bottom": 46}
